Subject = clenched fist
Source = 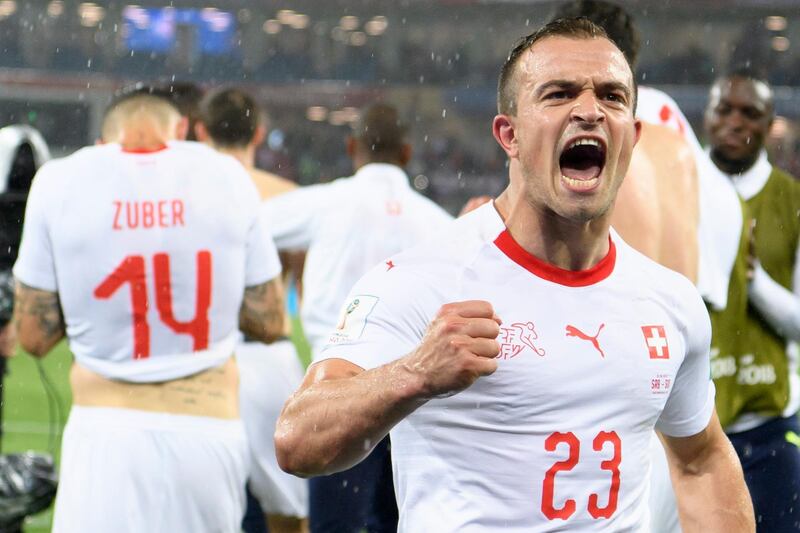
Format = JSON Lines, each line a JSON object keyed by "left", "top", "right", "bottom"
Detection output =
{"left": 403, "top": 300, "right": 501, "bottom": 399}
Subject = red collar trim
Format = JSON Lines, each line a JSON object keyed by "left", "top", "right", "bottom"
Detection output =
{"left": 121, "top": 144, "right": 168, "bottom": 154}
{"left": 493, "top": 230, "right": 616, "bottom": 287}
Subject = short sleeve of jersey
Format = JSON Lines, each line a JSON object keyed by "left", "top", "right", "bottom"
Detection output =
{"left": 12, "top": 163, "right": 59, "bottom": 291}
{"left": 241, "top": 173, "right": 282, "bottom": 286}
{"left": 318, "top": 262, "right": 438, "bottom": 370}
{"left": 261, "top": 183, "right": 328, "bottom": 250}
{"left": 656, "top": 292, "right": 716, "bottom": 437}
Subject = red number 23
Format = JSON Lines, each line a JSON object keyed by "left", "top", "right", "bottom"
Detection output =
{"left": 541, "top": 430, "right": 621, "bottom": 521}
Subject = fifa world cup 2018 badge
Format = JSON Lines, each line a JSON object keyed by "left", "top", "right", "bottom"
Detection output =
{"left": 329, "top": 295, "right": 380, "bottom": 345}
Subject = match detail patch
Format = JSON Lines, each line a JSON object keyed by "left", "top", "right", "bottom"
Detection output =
{"left": 328, "top": 295, "right": 380, "bottom": 345}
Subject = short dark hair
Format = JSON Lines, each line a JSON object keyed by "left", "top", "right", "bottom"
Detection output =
{"left": 161, "top": 82, "right": 205, "bottom": 141}
{"left": 725, "top": 64, "right": 770, "bottom": 86}
{"left": 200, "top": 88, "right": 263, "bottom": 148}
{"left": 551, "top": 0, "right": 640, "bottom": 67}
{"left": 497, "top": 18, "right": 630, "bottom": 115}
{"left": 714, "top": 65, "right": 774, "bottom": 116}
{"left": 104, "top": 82, "right": 177, "bottom": 121}
{"left": 352, "top": 103, "right": 409, "bottom": 163}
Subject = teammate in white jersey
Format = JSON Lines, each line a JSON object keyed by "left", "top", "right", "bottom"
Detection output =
{"left": 266, "top": 103, "right": 452, "bottom": 532}
{"left": 12, "top": 85, "right": 286, "bottom": 532}
{"left": 275, "top": 19, "right": 753, "bottom": 532}
{"left": 197, "top": 87, "right": 308, "bottom": 533}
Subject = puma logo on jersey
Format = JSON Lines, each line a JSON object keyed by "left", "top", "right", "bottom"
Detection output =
{"left": 565, "top": 324, "right": 605, "bottom": 358}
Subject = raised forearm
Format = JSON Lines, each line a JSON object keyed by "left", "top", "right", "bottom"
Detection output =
{"left": 274, "top": 358, "right": 426, "bottom": 477}
{"left": 13, "top": 281, "right": 65, "bottom": 357}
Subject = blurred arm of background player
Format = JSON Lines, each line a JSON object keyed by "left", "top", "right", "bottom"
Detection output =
{"left": 747, "top": 241, "right": 800, "bottom": 342}
{"left": 275, "top": 300, "right": 500, "bottom": 477}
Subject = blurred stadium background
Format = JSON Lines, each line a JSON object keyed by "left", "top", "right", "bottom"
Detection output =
{"left": 1, "top": 0, "right": 800, "bottom": 530}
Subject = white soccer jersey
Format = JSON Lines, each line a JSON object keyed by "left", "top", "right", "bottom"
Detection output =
{"left": 320, "top": 202, "right": 715, "bottom": 532}
{"left": 637, "top": 86, "right": 743, "bottom": 311}
{"left": 13, "top": 141, "right": 280, "bottom": 382}
{"left": 263, "top": 162, "right": 452, "bottom": 357}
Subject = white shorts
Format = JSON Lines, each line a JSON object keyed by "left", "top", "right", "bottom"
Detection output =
{"left": 53, "top": 405, "right": 248, "bottom": 533}
{"left": 237, "top": 339, "right": 308, "bottom": 518}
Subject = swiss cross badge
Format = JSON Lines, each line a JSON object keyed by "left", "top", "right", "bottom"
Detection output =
{"left": 642, "top": 325, "right": 669, "bottom": 359}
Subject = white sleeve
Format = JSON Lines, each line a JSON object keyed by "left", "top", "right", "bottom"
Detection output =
{"left": 261, "top": 184, "right": 329, "bottom": 251}
{"left": 245, "top": 206, "right": 282, "bottom": 286}
{"left": 12, "top": 165, "right": 58, "bottom": 291}
{"left": 234, "top": 170, "right": 281, "bottom": 286}
{"left": 317, "top": 262, "right": 437, "bottom": 370}
{"left": 656, "top": 293, "right": 716, "bottom": 437}
{"left": 747, "top": 248, "right": 800, "bottom": 342}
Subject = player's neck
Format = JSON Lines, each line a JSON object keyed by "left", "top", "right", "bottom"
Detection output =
{"left": 500, "top": 195, "right": 611, "bottom": 272}
{"left": 216, "top": 145, "right": 254, "bottom": 170}
{"left": 119, "top": 130, "right": 171, "bottom": 152}
{"left": 710, "top": 149, "right": 758, "bottom": 176}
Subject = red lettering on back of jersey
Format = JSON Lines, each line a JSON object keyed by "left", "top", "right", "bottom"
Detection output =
{"left": 112, "top": 200, "right": 186, "bottom": 230}
{"left": 112, "top": 201, "right": 123, "bottom": 230}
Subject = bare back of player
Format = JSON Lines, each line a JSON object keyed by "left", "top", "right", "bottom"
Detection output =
{"left": 612, "top": 122, "right": 699, "bottom": 282}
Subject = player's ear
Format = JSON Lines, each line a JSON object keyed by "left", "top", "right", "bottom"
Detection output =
{"left": 175, "top": 117, "right": 190, "bottom": 141}
{"left": 346, "top": 136, "right": 357, "bottom": 159}
{"left": 194, "top": 121, "right": 210, "bottom": 143}
{"left": 492, "top": 114, "right": 518, "bottom": 158}
{"left": 633, "top": 118, "right": 643, "bottom": 146}
{"left": 253, "top": 125, "right": 267, "bottom": 147}
{"left": 399, "top": 143, "right": 412, "bottom": 166}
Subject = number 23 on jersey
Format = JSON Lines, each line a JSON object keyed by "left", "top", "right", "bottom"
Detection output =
{"left": 541, "top": 430, "right": 621, "bottom": 521}
{"left": 93, "top": 251, "right": 212, "bottom": 359}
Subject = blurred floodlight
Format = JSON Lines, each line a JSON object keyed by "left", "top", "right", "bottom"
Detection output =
{"left": 263, "top": 19, "right": 281, "bottom": 34}
{"left": 771, "top": 116, "right": 789, "bottom": 137}
{"left": 765, "top": 16, "right": 787, "bottom": 32}
{"left": 772, "top": 36, "right": 790, "bottom": 52}
{"left": 350, "top": 31, "right": 367, "bottom": 46}
{"left": 289, "top": 13, "right": 310, "bottom": 30}
{"left": 340, "top": 15, "right": 359, "bottom": 31}
{"left": 47, "top": 0, "right": 64, "bottom": 17}
{"left": 329, "top": 111, "right": 348, "bottom": 126}
{"left": 79, "top": 3, "right": 105, "bottom": 27}
{"left": 277, "top": 9, "right": 295, "bottom": 25}
{"left": 340, "top": 107, "right": 360, "bottom": 122}
{"left": 365, "top": 16, "right": 388, "bottom": 36}
{"left": 306, "top": 106, "right": 328, "bottom": 121}
{"left": 329, "top": 108, "right": 360, "bottom": 126}
{"left": 124, "top": 5, "right": 149, "bottom": 29}
{"left": 0, "top": 0, "right": 16, "bottom": 18}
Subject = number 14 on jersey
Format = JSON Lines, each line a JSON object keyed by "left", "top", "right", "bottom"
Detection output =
{"left": 93, "top": 252, "right": 212, "bottom": 359}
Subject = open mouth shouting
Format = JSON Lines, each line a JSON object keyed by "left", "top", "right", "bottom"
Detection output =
{"left": 559, "top": 137, "right": 607, "bottom": 192}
